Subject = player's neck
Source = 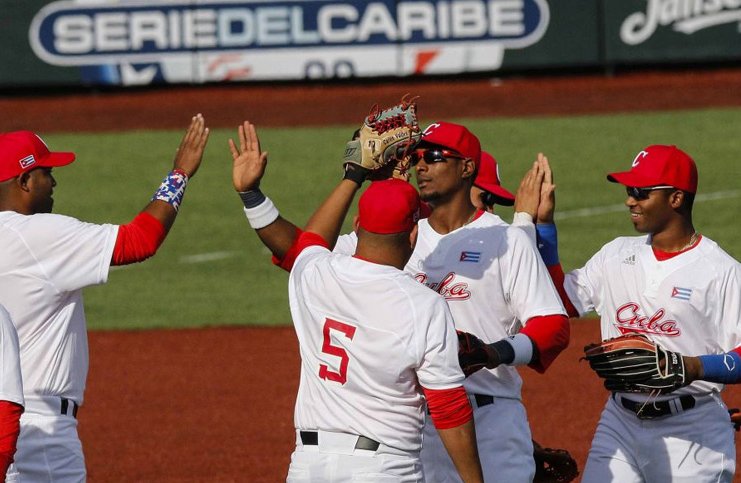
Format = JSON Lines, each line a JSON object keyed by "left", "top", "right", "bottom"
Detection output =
{"left": 427, "top": 195, "right": 478, "bottom": 235}
{"left": 650, "top": 220, "right": 697, "bottom": 253}
{"left": 355, "top": 240, "right": 408, "bottom": 270}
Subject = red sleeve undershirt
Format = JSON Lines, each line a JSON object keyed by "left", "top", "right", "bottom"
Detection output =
{"left": 546, "top": 264, "right": 580, "bottom": 318}
{"left": 0, "top": 401, "right": 23, "bottom": 477}
{"left": 422, "top": 386, "right": 472, "bottom": 430}
{"left": 272, "top": 229, "right": 329, "bottom": 272}
{"left": 520, "top": 314, "right": 570, "bottom": 373}
{"left": 111, "top": 212, "right": 167, "bottom": 266}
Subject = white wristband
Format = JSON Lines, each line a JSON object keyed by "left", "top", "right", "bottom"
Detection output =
{"left": 512, "top": 212, "right": 534, "bottom": 226}
{"left": 505, "top": 333, "right": 534, "bottom": 366}
{"left": 243, "top": 197, "right": 280, "bottom": 229}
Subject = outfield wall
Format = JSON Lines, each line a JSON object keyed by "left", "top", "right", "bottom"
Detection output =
{"left": 4, "top": 0, "right": 741, "bottom": 87}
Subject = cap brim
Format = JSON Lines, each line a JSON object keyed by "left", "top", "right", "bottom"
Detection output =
{"left": 39, "top": 152, "right": 76, "bottom": 168}
{"left": 607, "top": 170, "right": 661, "bottom": 188}
{"left": 475, "top": 182, "right": 515, "bottom": 206}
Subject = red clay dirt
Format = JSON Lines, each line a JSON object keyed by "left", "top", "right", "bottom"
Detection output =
{"left": 4, "top": 67, "right": 741, "bottom": 481}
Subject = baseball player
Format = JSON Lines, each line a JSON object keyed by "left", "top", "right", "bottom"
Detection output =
{"left": 0, "top": 304, "right": 23, "bottom": 480}
{"left": 239, "top": 119, "right": 570, "bottom": 482}
{"left": 471, "top": 153, "right": 580, "bottom": 483}
{"left": 0, "top": 115, "right": 209, "bottom": 482}
{"left": 530, "top": 146, "right": 740, "bottom": 481}
{"left": 229, "top": 122, "right": 483, "bottom": 482}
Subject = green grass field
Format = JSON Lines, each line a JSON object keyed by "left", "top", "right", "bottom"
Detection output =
{"left": 47, "top": 108, "right": 741, "bottom": 330}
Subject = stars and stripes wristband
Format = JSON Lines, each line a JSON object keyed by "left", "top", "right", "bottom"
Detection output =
{"left": 152, "top": 169, "right": 188, "bottom": 212}
{"left": 239, "top": 189, "right": 280, "bottom": 229}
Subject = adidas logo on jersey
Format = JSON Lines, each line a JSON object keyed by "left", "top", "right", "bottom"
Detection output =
{"left": 622, "top": 254, "right": 636, "bottom": 265}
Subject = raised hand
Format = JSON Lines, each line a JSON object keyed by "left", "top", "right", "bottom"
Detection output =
{"left": 173, "top": 114, "right": 210, "bottom": 178}
{"left": 229, "top": 121, "right": 268, "bottom": 192}
{"left": 514, "top": 159, "right": 545, "bottom": 218}
{"left": 536, "top": 153, "right": 556, "bottom": 224}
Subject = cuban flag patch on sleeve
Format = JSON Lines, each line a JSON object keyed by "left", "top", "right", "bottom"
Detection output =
{"left": 460, "top": 251, "right": 481, "bottom": 262}
{"left": 671, "top": 287, "right": 692, "bottom": 301}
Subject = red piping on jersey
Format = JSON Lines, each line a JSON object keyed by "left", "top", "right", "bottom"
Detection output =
{"left": 546, "top": 264, "right": 579, "bottom": 318}
{"left": 520, "top": 314, "right": 570, "bottom": 372}
{"left": 0, "top": 401, "right": 22, "bottom": 477}
{"left": 111, "top": 212, "right": 166, "bottom": 266}
{"left": 423, "top": 386, "right": 472, "bottom": 430}
{"left": 652, "top": 235, "right": 702, "bottom": 261}
{"left": 272, "top": 229, "right": 328, "bottom": 272}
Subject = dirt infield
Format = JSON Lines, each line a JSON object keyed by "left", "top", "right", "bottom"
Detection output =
{"left": 7, "top": 67, "right": 741, "bottom": 481}
{"left": 3, "top": 67, "right": 741, "bottom": 133}
{"left": 82, "top": 322, "right": 741, "bottom": 482}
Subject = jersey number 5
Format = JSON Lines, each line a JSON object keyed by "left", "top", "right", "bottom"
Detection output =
{"left": 319, "top": 318, "right": 356, "bottom": 385}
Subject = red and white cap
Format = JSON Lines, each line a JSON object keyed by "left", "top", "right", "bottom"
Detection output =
{"left": 420, "top": 122, "right": 482, "bottom": 166}
{"left": 607, "top": 145, "right": 698, "bottom": 193}
{"left": 0, "top": 131, "right": 75, "bottom": 182}
{"left": 358, "top": 179, "right": 421, "bottom": 234}
{"left": 474, "top": 151, "right": 515, "bottom": 206}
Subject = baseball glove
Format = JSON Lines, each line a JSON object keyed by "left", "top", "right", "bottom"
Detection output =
{"left": 343, "top": 95, "right": 421, "bottom": 174}
{"left": 583, "top": 333, "right": 686, "bottom": 394}
{"left": 457, "top": 330, "right": 498, "bottom": 377}
{"left": 533, "top": 441, "right": 579, "bottom": 483}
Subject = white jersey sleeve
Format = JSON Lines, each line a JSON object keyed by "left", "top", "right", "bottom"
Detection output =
{"left": 16, "top": 213, "right": 118, "bottom": 291}
{"left": 0, "top": 305, "right": 23, "bottom": 407}
{"left": 716, "top": 253, "right": 741, "bottom": 351}
{"left": 501, "top": 227, "right": 566, "bottom": 323}
{"left": 563, "top": 238, "right": 618, "bottom": 317}
{"left": 416, "top": 296, "right": 465, "bottom": 390}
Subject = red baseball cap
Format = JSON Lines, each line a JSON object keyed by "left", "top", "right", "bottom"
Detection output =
{"left": 607, "top": 145, "right": 698, "bottom": 193}
{"left": 358, "top": 179, "right": 421, "bottom": 234}
{"left": 474, "top": 151, "right": 515, "bottom": 205}
{"left": 420, "top": 122, "right": 481, "bottom": 166}
{"left": 0, "top": 131, "right": 75, "bottom": 182}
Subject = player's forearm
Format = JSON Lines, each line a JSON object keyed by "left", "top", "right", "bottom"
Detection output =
{"left": 256, "top": 217, "right": 300, "bottom": 259}
{"left": 305, "top": 179, "right": 360, "bottom": 247}
{"left": 437, "top": 420, "right": 484, "bottom": 483}
{"left": 304, "top": 179, "right": 361, "bottom": 249}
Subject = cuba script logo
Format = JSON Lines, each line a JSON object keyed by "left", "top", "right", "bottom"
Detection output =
{"left": 621, "top": 0, "right": 741, "bottom": 45}
{"left": 415, "top": 272, "right": 471, "bottom": 301}
{"left": 614, "top": 302, "right": 681, "bottom": 336}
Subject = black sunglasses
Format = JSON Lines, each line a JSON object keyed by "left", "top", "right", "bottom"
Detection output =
{"left": 408, "top": 149, "right": 467, "bottom": 166}
{"left": 625, "top": 185, "right": 676, "bottom": 200}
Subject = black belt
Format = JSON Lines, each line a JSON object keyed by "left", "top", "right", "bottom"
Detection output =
{"left": 61, "top": 398, "right": 79, "bottom": 419}
{"left": 473, "top": 394, "right": 494, "bottom": 408}
{"left": 615, "top": 394, "right": 696, "bottom": 420}
{"left": 300, "top": 431, "right": 380, "bottom": 451}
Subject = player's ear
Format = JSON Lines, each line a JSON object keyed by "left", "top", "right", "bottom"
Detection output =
{"left": 17, "top": 172, "right": 32, "bottom": 192}
{"left": 353, "top": 214, "right": 360, "bottom": 234}
{"left": 409, "top": 224, "right": 419, "bottom": 249}
{"left": 668, "top": 190, "right": 685, "bottom": 209}
{"left": 461, "top": 158, "right": 476, "bottom": 180}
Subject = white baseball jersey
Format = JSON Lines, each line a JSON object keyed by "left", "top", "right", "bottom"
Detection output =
{"left": 335, "top": 211, "right": 565, "bottom": 399}
{"left": 565, "top": 234, "right": 741, "bottom": 397}
{"left": 0, "top": 304, "right": 23, "bottom": 407}
{"left": 289, "top": 243, "right": 464, "bottom": 452}
{"left": 0, "top": 212, "right": 118, "bottom": 404}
